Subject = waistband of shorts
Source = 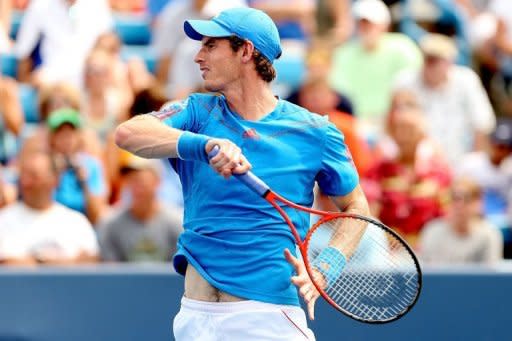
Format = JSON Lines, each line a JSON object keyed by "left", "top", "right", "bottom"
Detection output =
{"left": 180, "top": 296, "right": 300, "bottom": 314}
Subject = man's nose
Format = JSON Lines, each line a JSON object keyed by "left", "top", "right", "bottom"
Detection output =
{"left": 194, "top": 49, "right": 204, "bottom": 64}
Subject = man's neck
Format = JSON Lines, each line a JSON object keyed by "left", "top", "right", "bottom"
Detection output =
{"left": 23, "top": 197, "right": 54, "bottom": 211}
{"left": 222, "top": 80, "right": 278, "bottom": 121}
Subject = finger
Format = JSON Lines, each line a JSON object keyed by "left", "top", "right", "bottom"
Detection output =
{"left": 284, "top": 248, "right": 301, "bottom": 269}
{"left": 221, "top": 148, "right": 241, "bottom": 172}
{"left": 212, "top": 144, "right": 238, "bottom": 169}
{"left": 204, "top": 140, "right": 218, "bottom": 154}
{"left": 299, "top": 283, "right": 311, "bottom": 297}
{"left": 308, "top": 296, "right": 318, "bottom": 320}
{"left": 233, "top": 155, "right": 252, "bottom": 174}
{"left": 221, "top": 168, "right": 233, "bottom": 179}
{"left": 291, "top": 275, "right": 307, "bottom": 286}
{"left": 304, "top": 288, "right": 315, "bottom": 304}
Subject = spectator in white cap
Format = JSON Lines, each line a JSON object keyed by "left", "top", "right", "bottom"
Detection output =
{"left": 394, "top": 33, "right": 496, "bottom": 165}
{"left": 329, "top": 0, "right": 422, "bottom": 141}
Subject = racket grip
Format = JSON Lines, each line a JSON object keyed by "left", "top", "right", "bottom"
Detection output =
{"left": 207, "top": 145, "right": 270, "bottom": 197}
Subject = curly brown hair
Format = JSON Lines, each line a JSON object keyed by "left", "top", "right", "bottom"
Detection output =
{"left": 228, "top": 36, "right": 276, "bottom": 83}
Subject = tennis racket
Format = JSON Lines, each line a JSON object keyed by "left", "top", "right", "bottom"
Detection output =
{"left": 208, "top": 147, "right": 422, "bottom": 324}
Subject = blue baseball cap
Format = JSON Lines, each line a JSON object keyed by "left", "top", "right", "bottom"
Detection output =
{"left": 184, "top": 7, "right": 282, "bottom": 63}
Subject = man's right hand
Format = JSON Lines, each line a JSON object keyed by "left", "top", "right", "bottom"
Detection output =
{"left": 205, "top": 139, "right": 251, "bottom": 179}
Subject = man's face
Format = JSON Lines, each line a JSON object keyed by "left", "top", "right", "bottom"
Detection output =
{"left": 19, "top": 154, "right": 56, "bottom": 197}
{"left": 50, "top": 124, "right": 80, "bottom": 155}
{"left": 194, "top": 37, "right": 242, "bottom": 92}
{"left": 357, "top": 19, "right": 386, "bottom": 48}
{"left": 126, "top": 169, "right": 160, "bottom": 202}
{"left": 422, "top": 54, "right": 451, "bottom": 85}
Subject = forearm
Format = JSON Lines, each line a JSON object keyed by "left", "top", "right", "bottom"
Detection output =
{"left": 2, "top": 98, "right": 24, "bottom": 136}
{"left": 251, "top": 2, "right": 314, "bottom": 21}
{"left": 17, "top": 58, "right": 33, "bottom": 83}
{"left": 328, "top": 185, "right": 370, "bottom": 259}
{"left": 84, "top": 194, "right": 106, "bottom": 226}
{"left": 36, "top": 252, "right": 99, "bottom": 265}
{"left": 115, "top": 114, "right": 182, "bottom": 159}
{"left": 0, "top": 256, "right": 38, "bottom": 266}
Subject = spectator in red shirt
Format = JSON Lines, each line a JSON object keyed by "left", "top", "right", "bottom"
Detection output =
{"left": 363, "top": 106, "right": 452, "bottom": 248}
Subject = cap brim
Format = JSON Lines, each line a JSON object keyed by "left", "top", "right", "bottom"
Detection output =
{"left": 184, "top": 20, "right": 232, "bottom": 41}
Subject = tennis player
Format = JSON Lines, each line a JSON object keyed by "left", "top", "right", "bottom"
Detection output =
{"left": 115, "top": 7, "right": 369, "bottom": 340}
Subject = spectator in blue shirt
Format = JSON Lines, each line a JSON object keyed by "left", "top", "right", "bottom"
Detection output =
{"left": 47, "top": 108, "right": 108, "bottom": 225}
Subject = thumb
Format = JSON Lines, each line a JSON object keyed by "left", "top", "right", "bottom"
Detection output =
{"left": 284, "top": 248, "right": 300, "bottom": 270}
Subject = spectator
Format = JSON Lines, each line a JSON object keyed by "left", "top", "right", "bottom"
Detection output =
{"left": 0, "top": 0, "right": 12, "bottom": 53}
{"left": 397, "top": 0, "right": 472, "bottom": 66}
{"left": 363, "top": 107, "right": 452, "bottom": 248}
{"left": 98, "top": 155, "right": 182, "bottom": 262}
{"left": 286, "top": 38, "right": 354, "bottom": 115}
{"left": 329, "top": 0, "right": 422, "bottom": 140}
{"left": 318, "top": 0, "right": 353, "bottom": 43}
{"left": 109, "top": 0, "right": 145, "bottom": 13}
{"left": 297, "top": 76, "right": 371, "bottom": 176}
{"left": 151, "top": 0, "right": 208, "bottom": 85}
{"left": 457, "top": 119, "right": 512, "bottom": 233}
{"left": 0, "top": 76, "right": 24, "bottom": 165}
{"left": 47, "top": 108, "right": 108, "bottom": 225}
{"left": 0, "top": 169, "right": 16, "bottom": 209}
{"left": 21, "top": 82, "right": 103, "bottom": 163}
{"left": 248, "top": 0, "right": 316, "bottom": 41}
{"left": 419, "top": 177, "right": 503, "bottom": 264}
{"left": 92, "top": 32, "right": 133, "bottom": 104}
{"left": 488, "top": 0, "right": 512, "bottom": 116}
{"left": 14, "top": 0, "right": 113, "bottom": 88}
{"left": 0, "top": 150, "right": 99, "bottom": 265}
{"left": 394, "top": 33, "right": 496, "bottom": 164}
{"left": 81, "top": 49, "right": 131, "bottom": 144}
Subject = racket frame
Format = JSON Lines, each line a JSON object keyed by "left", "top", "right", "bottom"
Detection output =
{"left": 263, "top": 190, "right": 423, "bottom": 324}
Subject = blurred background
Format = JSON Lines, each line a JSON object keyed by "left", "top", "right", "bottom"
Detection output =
{"left": 0, "top": 0, "right": 511, "bottom": 340}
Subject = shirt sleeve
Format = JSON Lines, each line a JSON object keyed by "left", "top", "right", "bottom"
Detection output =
{"left": 97, "top": 219, "right": 123, "bottom": 261}
{"left": 484, "top": 225, "right": 504, "bottom": 263}
{"left": 71, "top": 214, "right": 99, "bottom": 256}
{"left": 464, "top": 68, "right": 496, "bottom": 134}
{"left": 13, "top": 0, "right": 44, "bottom": 59}
{"left": 83, "top": 156, "right": 107, "bottom": 197}
{"left": 315, "top": 122, "right": 359, "bottom": 196}
{"left": 159, "top": 95, "right": 209, "bottom": 133}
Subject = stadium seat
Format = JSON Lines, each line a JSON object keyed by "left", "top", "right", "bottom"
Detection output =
{"left": 114, "top": 13, "right": 152, "bottom": 45}
{"left": 19, "top": 84, "right": 39, "bottom": 123}
{"left": 0, "top": 53, "right": 17, "bottom": 78}
{"left": 121, "top": 45, "right": 156, "bottom": 74}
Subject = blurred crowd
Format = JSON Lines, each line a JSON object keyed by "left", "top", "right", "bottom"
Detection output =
{"left": 0, "top": 0, "right": 511, "bottom": 267}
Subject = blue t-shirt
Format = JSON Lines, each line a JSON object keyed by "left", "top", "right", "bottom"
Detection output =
{"left": 54, "top": 153, "right": 106, "bottom": 215}
{"left": 164, "top": 93, "right": 358, "bottom": 306}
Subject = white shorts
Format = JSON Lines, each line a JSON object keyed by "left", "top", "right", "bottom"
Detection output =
{"left": 173, "top": 297, "right": 316, "bottom": 341}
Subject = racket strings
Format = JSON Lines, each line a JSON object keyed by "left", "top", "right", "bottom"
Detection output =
{"left": 306, "top": 216, "right": 420, "bottom": 322}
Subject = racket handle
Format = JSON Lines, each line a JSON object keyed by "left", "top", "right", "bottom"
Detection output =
{"left": 207, "top": 145, "right": 270, "bottom": 197}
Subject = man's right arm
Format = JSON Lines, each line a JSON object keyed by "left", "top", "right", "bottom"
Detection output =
{"left": 114, "top": 114, "right": 184, "bottom": 159}
{"left": 115, "top": 113, "right": 252, "bottom": 176}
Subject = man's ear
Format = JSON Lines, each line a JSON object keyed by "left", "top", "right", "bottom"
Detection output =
{"left": 241, "top": 40, "right": 255, "bottom": 63}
